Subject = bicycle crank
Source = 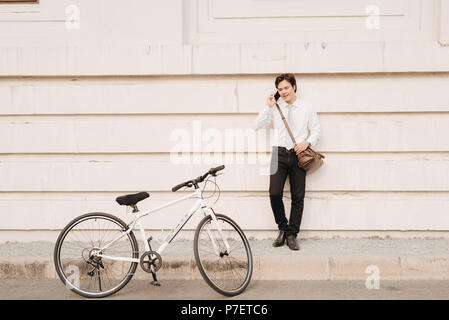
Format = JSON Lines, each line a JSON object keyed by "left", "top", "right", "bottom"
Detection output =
{"left": 140, "top": 250, "right": 162, "bottom": 273}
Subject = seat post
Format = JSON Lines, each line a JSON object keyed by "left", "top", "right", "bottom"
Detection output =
{"left": 131, "top": 204, "right": 139, "bottom": 213}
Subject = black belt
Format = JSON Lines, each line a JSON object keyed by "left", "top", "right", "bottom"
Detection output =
{"left": 274, "top": 146, "right": 295, "bottom": 153}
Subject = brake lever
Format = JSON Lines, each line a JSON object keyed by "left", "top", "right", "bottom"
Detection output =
{"left": 210, "top": 173, "right": 222, "bottom": 178}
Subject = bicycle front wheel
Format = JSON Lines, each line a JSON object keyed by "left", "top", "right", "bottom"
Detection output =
{"left": 54, "top": 212, "right": 139, "bottom": 298}
{"left": 194, "top": 213, "right": 253, "bottom": 296}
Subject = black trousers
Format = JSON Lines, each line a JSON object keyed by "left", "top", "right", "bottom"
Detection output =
{"left": 269, "top": 146, "right": 306, "bottom": 237}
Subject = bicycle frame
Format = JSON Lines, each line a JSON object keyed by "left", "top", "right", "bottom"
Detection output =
{"left": 96, "top": 188, "right": 230, "bottom": 263}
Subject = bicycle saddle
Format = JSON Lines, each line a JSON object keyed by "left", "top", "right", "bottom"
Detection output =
{"left": 116, "top": 192, "right": 149, "bottom": 206}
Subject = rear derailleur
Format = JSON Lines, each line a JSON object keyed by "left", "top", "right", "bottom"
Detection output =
{"left": 84, "top": 248, "right": 104, "bottom": 277}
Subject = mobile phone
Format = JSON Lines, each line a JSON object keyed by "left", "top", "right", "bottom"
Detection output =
{"left": 274, "top": 91, "right": 280, "bottom": 102}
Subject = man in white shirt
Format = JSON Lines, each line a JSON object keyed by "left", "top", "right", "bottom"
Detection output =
{"left": 254, "top": 73, "right": 321, "bottom": 250}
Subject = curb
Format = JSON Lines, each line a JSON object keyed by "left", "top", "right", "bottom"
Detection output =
{"left": 2, "top": 254, "right": 449, "bottom": 281}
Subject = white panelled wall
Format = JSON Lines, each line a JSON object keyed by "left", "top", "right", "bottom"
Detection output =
{"left": 0, "top": 0, "right": 448, "bottom": 242}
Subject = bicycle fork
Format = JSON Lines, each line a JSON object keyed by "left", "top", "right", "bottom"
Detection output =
{"left": 202, "top": 207, "right": 231, "bottom": 256}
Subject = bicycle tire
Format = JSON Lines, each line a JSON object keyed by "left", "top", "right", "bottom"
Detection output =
{"left": 54, "top": 212, "right": 139, "bottom": 298}
{"left": 193, "top": 213, "right": 253, "bottom": 296}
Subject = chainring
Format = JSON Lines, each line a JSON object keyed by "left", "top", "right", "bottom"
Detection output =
{"left": 139, "top": 250, "right": 162, "bottom": 273}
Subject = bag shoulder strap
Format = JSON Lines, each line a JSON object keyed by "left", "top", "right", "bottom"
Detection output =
{"left": 275, "top": 102, "right": 297, "bottom": 145}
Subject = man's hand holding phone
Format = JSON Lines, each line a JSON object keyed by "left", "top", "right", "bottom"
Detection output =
{"left": 267, "top": 91, "right": 280, "bottom": 108}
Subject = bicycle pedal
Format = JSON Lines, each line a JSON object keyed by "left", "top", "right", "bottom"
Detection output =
{"left": 150, "top": 281, "right": 161, "bottom": 287}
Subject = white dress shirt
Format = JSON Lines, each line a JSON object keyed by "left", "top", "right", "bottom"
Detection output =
{"left": 254, "top": 95, "right": 321, "bottom": 150}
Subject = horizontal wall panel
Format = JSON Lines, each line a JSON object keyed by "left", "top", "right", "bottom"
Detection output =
{"left": 1, "top": 74, "right": 448, "bottom": 115}
{"left": 0, "top": 153, "right": 448, "bottom": 192}
{"left": 191, "top": 0, "right": 433, "bottom": 44}
{"left": 1, "top": 42, "right": 449, "bottom": 76}
{"left": 1, "top": 191, "right": 448, "bottom": 231}
{"left": 0, "top": 0, "right": 74, "bottom": 22}
{"left": 1, "top": 113, "right": 448, "bottom": 153}
{"left": 0, "top": 0, "right": 183, "bottom": 45}
{"left": 0, "top": 79, "right": 239, "bottom": 115}
{"left": 238, "top": 74, "right": 449, "bottom": 113}
{"left": 210, "top": 0, "right": 406, "bottom": 18}
{"left": 441, "top": 0, "right": 449, "bottom": 45}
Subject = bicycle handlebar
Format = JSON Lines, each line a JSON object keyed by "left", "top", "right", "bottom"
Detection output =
{"left": 171, "top": 165, "right": 225, "bottom": 192}
{"left": 171, "top": 180, "right": 193, "bottom": 192}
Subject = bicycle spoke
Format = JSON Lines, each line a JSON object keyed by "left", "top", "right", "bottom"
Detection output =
{"left": 195, "top": 214, "right": 252, "bottom": 296}
{"left": 55, "top": 214, "right": 138, "bottom": 297}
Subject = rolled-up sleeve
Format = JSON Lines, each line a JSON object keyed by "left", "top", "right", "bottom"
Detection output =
{"left": 306, "top": 105, "right": 320, "bottom": 147}
{"left": 254, "top": 106, "right": 274, "bottom": 130}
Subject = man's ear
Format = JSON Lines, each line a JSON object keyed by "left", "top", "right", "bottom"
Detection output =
{"left": 293, "top": 85, "right": 297, "bottom": 93}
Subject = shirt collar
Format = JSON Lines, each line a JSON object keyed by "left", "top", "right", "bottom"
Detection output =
{"left": 278, "top": 94, "right": 300, "bottom": 108}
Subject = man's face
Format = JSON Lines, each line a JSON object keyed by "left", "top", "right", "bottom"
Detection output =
{"left": 277, "top": 80, "right": 296, "bottom": 104}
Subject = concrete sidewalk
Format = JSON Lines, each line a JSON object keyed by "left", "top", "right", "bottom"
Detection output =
{"left": 1, "top": 238, "right": 449, "bottom": 281}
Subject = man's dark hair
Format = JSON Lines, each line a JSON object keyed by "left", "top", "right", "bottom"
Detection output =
{"left": 275, "top": 73, "right": 297, "bottom": 92}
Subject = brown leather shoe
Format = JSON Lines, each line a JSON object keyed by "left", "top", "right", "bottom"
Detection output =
{"left": 272, "top": 230, "right": 286, "bottom": 247}
{"left": 287, "top": 235, "right": 300, "bottom": 251}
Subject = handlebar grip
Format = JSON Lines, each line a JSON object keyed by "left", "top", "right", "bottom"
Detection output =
{"left": 210, "top": 165, "right": 225, "bottom": 174}
{"left": 172, "top": 181, "right": 190, "bottom": 192}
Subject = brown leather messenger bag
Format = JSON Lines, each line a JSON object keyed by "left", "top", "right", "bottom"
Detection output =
{"left": 274, "top": 102, "right": 325, "bottom": 173}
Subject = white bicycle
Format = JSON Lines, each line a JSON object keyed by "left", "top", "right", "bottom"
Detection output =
{"left": 53, "top": 165, "right": 253, "bottom": 298}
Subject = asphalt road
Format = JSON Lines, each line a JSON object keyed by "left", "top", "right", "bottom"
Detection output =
{"left": 1, "top": 279, "right": 449, "bottom": 300}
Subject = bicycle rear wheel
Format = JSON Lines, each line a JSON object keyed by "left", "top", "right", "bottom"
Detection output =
{"left": 54, "top": 212, "right": 139, "bottom": 298}
{"left": 194, "top": 213, "right": 253, "bottom": 296}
